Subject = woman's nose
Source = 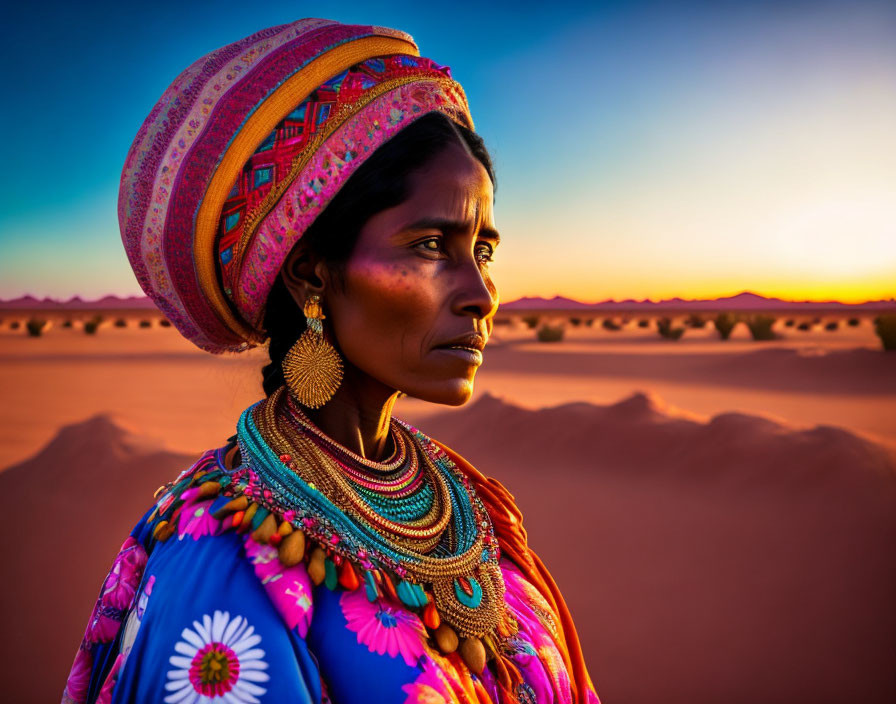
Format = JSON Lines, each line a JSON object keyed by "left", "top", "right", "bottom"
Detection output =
{"left": 451, "top": 257, "right": 499, "bottom": 321}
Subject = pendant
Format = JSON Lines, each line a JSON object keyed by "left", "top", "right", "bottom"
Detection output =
{"left": 454, "top": 575, "right": 483, "bottom": 608}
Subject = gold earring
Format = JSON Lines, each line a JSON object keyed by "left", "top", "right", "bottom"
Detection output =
{"left": 282, "top": 294, "right": 344, "bottom": 408}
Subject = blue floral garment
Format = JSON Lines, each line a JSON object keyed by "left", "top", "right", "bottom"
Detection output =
{"left": 62, "top": 449, "right": 598, "bottom": 704}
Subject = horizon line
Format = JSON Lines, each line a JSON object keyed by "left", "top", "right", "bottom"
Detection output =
{"left": 2, "top": 289, "right": 896, "bottom": 306}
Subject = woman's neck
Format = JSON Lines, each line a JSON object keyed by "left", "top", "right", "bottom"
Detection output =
{"left": 295, "top": 364, "right": 401, "bottom": 461}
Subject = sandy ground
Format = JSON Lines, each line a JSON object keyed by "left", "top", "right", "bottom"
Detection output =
{"left": 1, "top": 312, "right": 894, "bottom": 703}
{"left": 1, "top": 313, "right": 893, "bottom": 469}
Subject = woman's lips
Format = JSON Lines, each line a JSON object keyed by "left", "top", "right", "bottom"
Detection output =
{"left": 433, "top": 345, "right": 484, "bottom": 365}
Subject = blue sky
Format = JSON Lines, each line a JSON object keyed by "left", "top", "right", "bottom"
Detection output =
{"left": 2, "top": 0, "right": 893, "bottom": 302}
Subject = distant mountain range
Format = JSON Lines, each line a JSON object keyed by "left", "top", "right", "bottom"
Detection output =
{"left": 501, "top": 291, "right": 896, "bottom": 311}
{"left": 0, "top": 294, "right": 157, "bottom": 310}
{"left": 1, "top": 291, "right": 894, "bottom": 311}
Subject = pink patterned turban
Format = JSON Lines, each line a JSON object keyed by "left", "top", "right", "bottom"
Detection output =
{"left": 119, "top": 18, "right": 474, "bottom": 353}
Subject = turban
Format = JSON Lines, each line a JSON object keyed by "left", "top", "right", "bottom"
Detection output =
{"left": 119, "top": 18, "right": 474, "bottom": 353}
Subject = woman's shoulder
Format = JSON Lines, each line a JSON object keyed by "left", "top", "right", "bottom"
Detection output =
{"left": 63, "top": 444, "right": 320, "bottom": 703}
{"left": 136, "top": 442, "right": 317, "bottom": 629}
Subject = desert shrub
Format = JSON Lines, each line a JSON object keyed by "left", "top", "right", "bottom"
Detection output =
{"left": 824, "top": 321, "right": 838, "bottom": 331}
{"left": 569, "top": 317, "right": 582, "bottom": 327}
{"left": 114, "top": 318, "right": 127, "bottom": 328}
{"left": 62, "top": 319, "right": 73, "bottom": 328}
{"left": 637, "top": 319, "right": 649, "bottom": 328}
{"left": 26, "top": 318, "right": 48, "bottom": 337}
{"left": 584, "top": 318, "right": 595, "bottom": 327}
{"left": 713, "top": 312, "right": 738, "bottom": 340}
{"left": 873, "top": 313, "right": 896, "bottom": 351}
{"left": 536, "top": 324, "right": 564, "bottom": 342}
{"left": 746, "top": 314, "right": 777, "bottom": 341}
{"left": 847, "top": 317, "right": 860, "bottom": 327}
{"left": 797, "top": 322, "right": 811, "bottom": 331}
{"left": 139, "top": 319, "right": 152, "bottom": 328}
{"left": 685, "top": 313, "right": 706, "bottom": 328}
{"left": 10, "top": 321, "right": 20, "bottom": 330}
{"left": 84, "top": 315, "right": 103, "bottom": 335}
{"left": 784, "top": 319, "right": 795, "bottom": 327}
{"left": 521, "top": 315, "right": 540, "bottom": 330}
{"left": 601, "top": 318, "right": 621, "bottom": 331}
{"left": 159, "top": 318, "right": 173, "bottom": 328}
{"left": 656, "top": 317, "right": 684, "bottom": 340}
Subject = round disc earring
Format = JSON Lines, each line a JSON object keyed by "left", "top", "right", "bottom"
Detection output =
{"left": 282, "top": 294, "right": 344, "bottom": 408}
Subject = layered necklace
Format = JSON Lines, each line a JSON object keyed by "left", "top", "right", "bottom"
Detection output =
{"left": 231, "top": 386, "right": 517, "bottom": 673}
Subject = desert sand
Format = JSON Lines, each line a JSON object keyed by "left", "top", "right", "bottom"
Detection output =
{"left": 1, "top": 313, "right": 894, "bottom": 703}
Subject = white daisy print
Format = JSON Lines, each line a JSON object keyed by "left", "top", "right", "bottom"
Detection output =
{"left": 164, "top": 610, "right": 270, "bottom": 703}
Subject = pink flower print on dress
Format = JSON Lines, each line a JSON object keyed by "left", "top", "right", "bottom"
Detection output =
{"left": 94, "top": 574, "right": 158, "bottom": 703}
{"left": 503, "top": 637, "right": 556, "bottom": 704}
{"left": 63, "top": 538, "right": 148, "bottom": 703}
{"left": 85, "top": 537, "right": 148, "bottom": 643}
{"left": 501, "top": 561, "right": 574, "bottom": 703}
{"left": 502, "top": 561, "right": 561, "bottom": 646}
{"left": 62, "top": 647, "right": 92, "bottom": 703}
{"left": 244, "top": 536, "right": 314, "bottom": 637}
{"left": 177, "top": 499, "right": 224, "bottom": 541}
{"left": 405, "top": 649, "right": 494, "bottom": 703}
{"left": 401, "top": 660, "right": 457, "bottom": 703}
{"left": 339, "top": 588, "right": 427, "bottom": 667}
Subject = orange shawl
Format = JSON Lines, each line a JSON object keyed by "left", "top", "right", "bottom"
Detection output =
{"left": 430, "top": 438, "right": 597, "bottom": 704}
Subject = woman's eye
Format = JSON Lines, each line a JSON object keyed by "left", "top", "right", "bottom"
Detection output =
{"left": 415, "top": 237, "right": 493, "bottom": 263}
{"left": 475, "top": 243, "right": 495, "bottom": 263}
{"left": 415, "top": 237, "right": 442, "bottom": 254}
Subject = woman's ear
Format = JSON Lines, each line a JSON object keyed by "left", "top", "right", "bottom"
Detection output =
{"left": 280, "top": 241, "right": 328, "bottom": 309}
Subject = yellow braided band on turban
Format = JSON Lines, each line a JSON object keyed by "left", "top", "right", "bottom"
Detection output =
{"left": 193, "top": 36, "right": 419, "bottom": 344}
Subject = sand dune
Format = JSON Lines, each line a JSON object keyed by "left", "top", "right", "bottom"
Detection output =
{"left": 1, "top": 321, "right": 894, "bottom": 471}
{"left": 487, "top": 341, "right": 896, "bottom": 394}
{"left": 420, "top": 392, "right": 896, "bottom": 703}
{"left": 0, "top": 416, "right": 194, "bottom": 704}
{"left": 2, "top": 393, "right": 893, "bottom": 704}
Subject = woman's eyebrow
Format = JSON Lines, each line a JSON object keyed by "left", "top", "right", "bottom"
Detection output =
{"left": 401, "top": 216, "right": 501, "bottom": 244}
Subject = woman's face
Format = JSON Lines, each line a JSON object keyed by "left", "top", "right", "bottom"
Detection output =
{"left": 324, "top": 141, "right": 500, "bottom": 406}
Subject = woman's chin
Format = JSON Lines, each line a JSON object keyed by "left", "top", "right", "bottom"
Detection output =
{"left": 404, "top": 377, "right": 475, "bottom": 407}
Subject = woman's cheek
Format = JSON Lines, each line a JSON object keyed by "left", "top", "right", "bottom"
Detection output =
{"left": 336, "top": 261, "right": 435, "bottom": 356}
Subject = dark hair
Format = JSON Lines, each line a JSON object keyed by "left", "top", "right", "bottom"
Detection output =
{"left": 260, "top": 112, "right": 496, "bottom": 396}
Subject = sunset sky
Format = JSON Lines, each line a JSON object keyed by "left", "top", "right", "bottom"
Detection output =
{"left": 1, "top": 0, "right": 893, "bottom": 303}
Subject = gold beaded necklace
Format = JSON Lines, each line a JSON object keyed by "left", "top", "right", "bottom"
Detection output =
{"left": 241, "top": 386, "right": 516, "bottom": 668}
{"left": 255, "top": 387, "right": 453, "bottom": 551}
{"left": 149, "top": 388, "right": 521, "bottom": 677}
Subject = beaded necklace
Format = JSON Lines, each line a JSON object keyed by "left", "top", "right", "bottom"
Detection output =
{"left": 230, "top": 386, "right": 518, "bottom": 673}
{"left": 255, "top": 389, "right": 453, "bottom": 551}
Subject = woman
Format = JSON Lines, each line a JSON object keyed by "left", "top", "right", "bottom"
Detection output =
{"left": 63, "top": 18, "right": 601, "bottom": 704}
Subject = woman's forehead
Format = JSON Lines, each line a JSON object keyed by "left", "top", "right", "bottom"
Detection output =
{"left": 403, "top": 149, "right": 495, "bottom": 224}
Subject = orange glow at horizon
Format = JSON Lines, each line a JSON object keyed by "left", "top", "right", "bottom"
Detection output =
{"left": 493, "top": 279, "right": 896, "bottom": 306}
